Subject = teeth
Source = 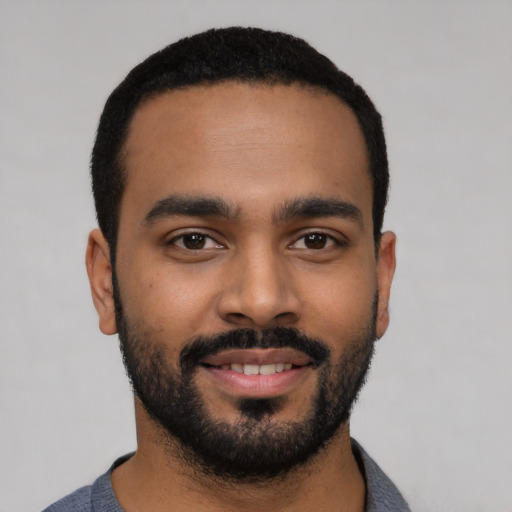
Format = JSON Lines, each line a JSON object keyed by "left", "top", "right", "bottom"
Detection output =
{"left": 224, "top": 363, "right": 294, "bottom": 375}
{"left": 259, "top": 364, "right": 276, "bottom": 375}
{"left": 243, "top": 364, "right": 259, "bottom": 375}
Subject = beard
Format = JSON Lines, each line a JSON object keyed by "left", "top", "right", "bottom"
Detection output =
{"left": 114, "top": 278, "right": 377, "bottom": 482}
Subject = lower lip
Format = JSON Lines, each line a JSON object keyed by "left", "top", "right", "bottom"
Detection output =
{"left": 199, "top": 366, "right": 310, "bottom": 398}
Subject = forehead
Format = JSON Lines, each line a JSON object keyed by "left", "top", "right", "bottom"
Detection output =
{"left": 120, "top": 82, "right": 371, "bottom": 225}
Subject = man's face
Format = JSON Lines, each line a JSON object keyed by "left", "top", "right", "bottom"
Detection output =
{"left": 89, "top": 82, "right": 395, "bottom": 479}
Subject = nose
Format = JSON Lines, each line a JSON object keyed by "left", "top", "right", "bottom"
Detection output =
{"left": 217, "top": 247, "right": 302, "bottom": 329}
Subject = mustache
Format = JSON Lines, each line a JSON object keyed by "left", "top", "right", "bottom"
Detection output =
{"left": 180, "top": 327, "right": 330, "bottom": 372}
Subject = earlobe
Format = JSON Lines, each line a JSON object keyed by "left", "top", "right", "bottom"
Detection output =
{"left": 85, "top": 229, "right": 118, "bottom": 335}
{"left": 375, "top": 231, "right": 397, "bottom": 339}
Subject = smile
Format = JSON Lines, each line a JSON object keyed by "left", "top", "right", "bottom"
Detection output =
{"left": 200, "top": 347, "right": 312, "bottom": 367}
{"left": 199, "top": 348, "right": 313, "bottom": 397}
{"left": 215, "top": 362, "right": 293, "bottom": 375}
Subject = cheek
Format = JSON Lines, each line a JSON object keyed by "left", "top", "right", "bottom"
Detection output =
{"left": 117, "top": 260, "right": 222, "bottom": 341}
{"left": 299, "top": 264, "right": 377, "bottom": 345}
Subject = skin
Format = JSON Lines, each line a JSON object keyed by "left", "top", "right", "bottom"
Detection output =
{"left": 86, "top": 82, "right": 396, "bottom": 512}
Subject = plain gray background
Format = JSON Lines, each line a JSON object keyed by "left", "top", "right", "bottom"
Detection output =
{"left": 1, "top": 1, "right": 511, "bottom": 511}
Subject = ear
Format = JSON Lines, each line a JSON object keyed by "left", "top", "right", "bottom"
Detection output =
{"left": 85, "top": 229, "right": 117, "bottom": 335}
{"left": 375, "top": 231, "right": 397, "bottom": 339}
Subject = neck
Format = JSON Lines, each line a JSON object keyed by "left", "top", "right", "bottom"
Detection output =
{"left": 111, "top": 403, "right": 366, "bottom": 512}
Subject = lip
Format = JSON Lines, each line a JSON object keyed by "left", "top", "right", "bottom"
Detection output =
{"left": 199, "top": 348, "right": 312, "bottom": 398}
{"left": 202, "top": 348, "right": 311, "bottom": 367}
{"left": 199, "top": 365, "right": 310, "bottom": 398}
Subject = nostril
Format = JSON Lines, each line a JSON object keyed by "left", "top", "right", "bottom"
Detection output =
{"left": 274, "top": 311, "right": 299, "bottom": 324}
{"left": 222, "top": 312, "right": 252, "bottom": 326}
{"left": 276, "top": 312, "right": 294, "bottom": 319}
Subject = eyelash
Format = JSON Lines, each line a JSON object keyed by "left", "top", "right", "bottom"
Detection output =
{"left": 289, "top": 232, "right": 344, "bottom": 250}
{"left": 167, "top": 231, "right": 223, "bottom": 251}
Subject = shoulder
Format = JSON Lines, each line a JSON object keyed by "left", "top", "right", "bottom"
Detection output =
{"left": 42, "top": 485, "right": 92, "bottom": 512}
{"left": 41, "top": 454, "right": 132, "bottom": 512}
{"left": 351, "top": 439, "right": 412, "bottom": 512}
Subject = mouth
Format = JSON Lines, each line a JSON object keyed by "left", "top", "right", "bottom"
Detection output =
{"left": 198, "top": 348, "right": 313, "bottom": 398}
{"left": 209, "top": 362, "right": 295, "bottom": 375}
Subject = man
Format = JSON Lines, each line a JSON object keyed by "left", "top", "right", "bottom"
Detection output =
{"left": 45, "top": 27, "right": 409, "bottom": 512}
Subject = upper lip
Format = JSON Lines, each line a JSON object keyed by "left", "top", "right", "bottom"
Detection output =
{"left": 201, "top": 348, "right": 311, "bottom": 367}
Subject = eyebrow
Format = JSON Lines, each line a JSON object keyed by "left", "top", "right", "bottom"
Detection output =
{"left": 276, "top": 197, "right": 363, "bottom": 226}
{"left": 144, "top": 195, "right": 237, "bottom": 226}
{"left": 143, "top": 194, "right": 363, "bottom": 228}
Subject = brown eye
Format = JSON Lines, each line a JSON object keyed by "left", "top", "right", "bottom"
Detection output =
{"left": 169, "top": 232, "right": 223, "bottom": 251}
{"left": 290, "top": 232, "right": 339, "bottom": 251}
{"left": 182, "top": 233, "right": 206, "bottom": 250}
{"left": 304, "top": 233, "right": 328, "bottom": 249}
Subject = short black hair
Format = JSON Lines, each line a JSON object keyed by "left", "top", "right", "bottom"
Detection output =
{"left": 91, "top": 27, "right": 388, "bottom": 257}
